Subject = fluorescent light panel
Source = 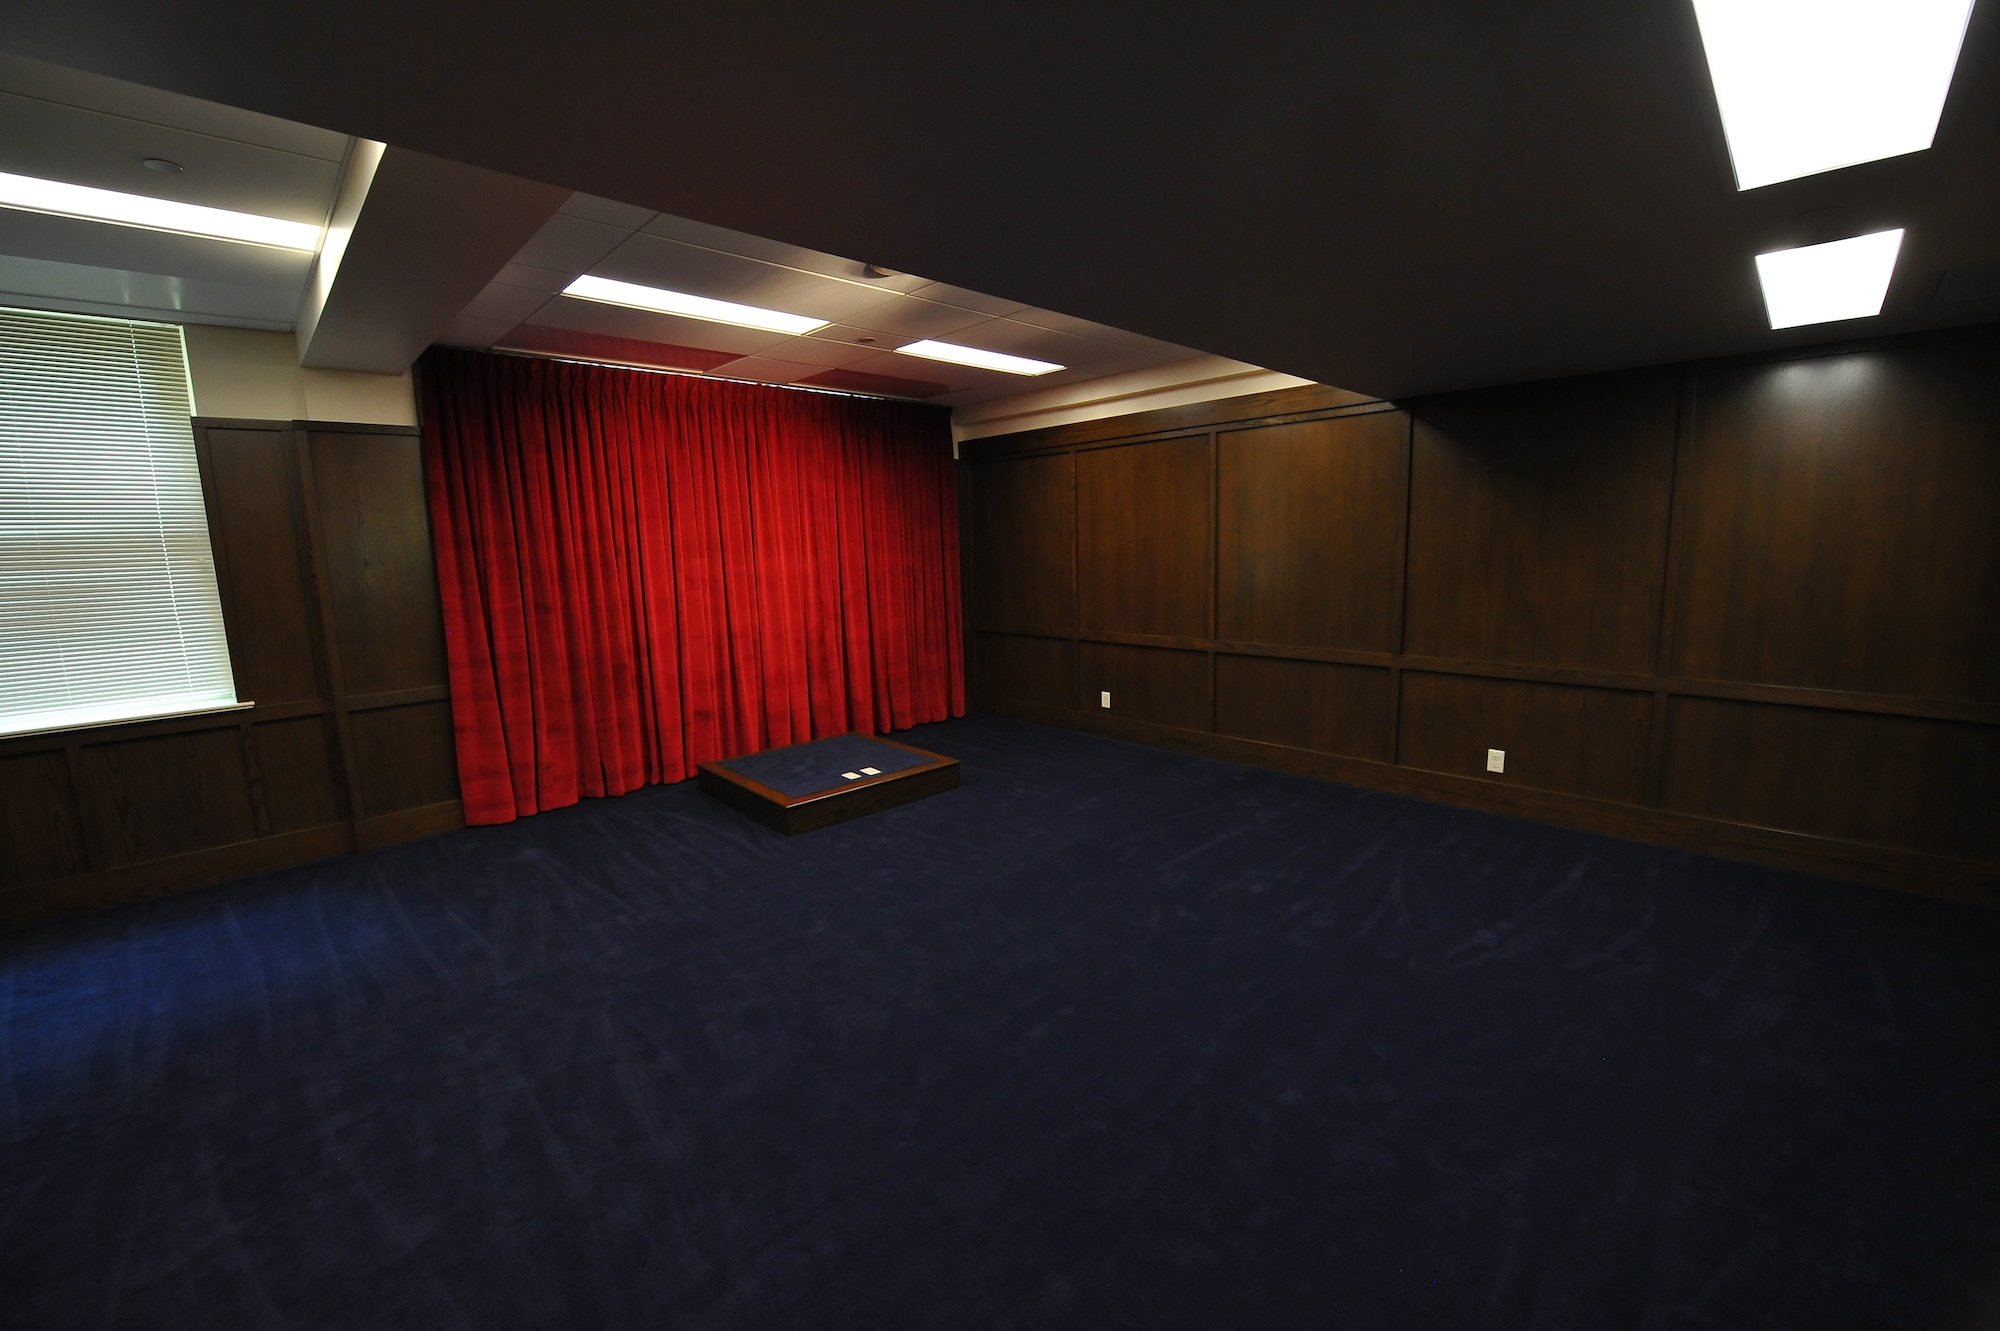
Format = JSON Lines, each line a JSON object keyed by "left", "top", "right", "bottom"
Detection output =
{"left": 0, "top": 170, "right": 322, "bottom": 251}
{"left": 896, "top": 339, "right": 1064, "bottom": 376}
{"left": 1755, "top": 228, "right": 1904, "bottom": 328}
{"left": 562, "top": 274, "right": 828, "bottom": 335}
{"left": 1693, "top": 0, "right": 1974, "bottom": 190}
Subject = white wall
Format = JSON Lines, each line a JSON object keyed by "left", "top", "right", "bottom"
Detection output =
{"left": 183, "top": 325, "right": 417, "bottom": 426}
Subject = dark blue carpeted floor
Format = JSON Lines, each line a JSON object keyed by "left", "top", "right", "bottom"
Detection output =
{"left": 3, "top": 714, "right": 1998, "bottom": 1329}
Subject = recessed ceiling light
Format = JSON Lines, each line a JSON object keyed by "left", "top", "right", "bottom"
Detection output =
{"left": 562, "top": 274, "right": 828, "bottom": 335}
{"left": 1755, "top": 228, "right": 1904, "bottom": 329}
{"left": 1693, "top": 0, "right": 1975, "bottom": 190}
{"left": 141, "top": 158, "right": 183, "bottom": 174}
{"left": 895, "top": 339, "right": 1064, "bottom": 375}
{"left": 0, "top": 169, "right": 320, "bottom": 250}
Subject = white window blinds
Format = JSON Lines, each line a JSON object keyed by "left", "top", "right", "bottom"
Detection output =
{"left": 0, "top": 306, "right": 240, "bottom": 738}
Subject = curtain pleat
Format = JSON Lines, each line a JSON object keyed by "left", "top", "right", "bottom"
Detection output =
{"left": 420, "top": 348, "right": 964, "bottom": 825}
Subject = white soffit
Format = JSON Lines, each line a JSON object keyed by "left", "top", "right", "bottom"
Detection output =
{"left": 0, "top": 51, "right": 345, "bottom": 330}
{"left": 449, "top": 190, "right": 1233, "bottom": 406}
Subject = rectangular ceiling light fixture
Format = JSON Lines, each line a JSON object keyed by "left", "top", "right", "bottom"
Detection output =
{"left": 0, "top": 170, "right": 322, "bottom": 251}
{"left": 1755, "top": 228, "right": 1904, "bottom": 328}
{"left": 895, "top": 339, "right": 1064, "bottom": 376}
{"left": 1693, "top": 0, "right": 1975, "bottom": 190}
{"left": 563, "top": 274, "right": 828, "bottom": 335}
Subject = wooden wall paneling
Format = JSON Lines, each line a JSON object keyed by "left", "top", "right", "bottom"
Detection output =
{"left": 1, "top": 417, "right": 464, "bottom": 927}
{"left": 972, "top": 633, "right": 1078, "bottom": 712}
{"left": 1665, "top": 337, "right": 2000, "bottom": 702}
{"left": 1396, "top": 673, "right": 1653, "bottom": 804}
{"left": 0, "top": 749, "right": 88, "bottom": 888}
{"left": 303, "top": 427, "right": 450, "bottom": 697}
{"left": 251, "top": 716, "right": 346, "bottom": 833}
{"left": 1079, "top": 642, "right": 1212, "bottom": 732}
{"left": 193, "top": 424, "right": 327, "bottom": 704}
{"left": 1661, "top": 698, "right": 2000, "bottom": 863}
{"left": 1077, "top": 436, "right": 1212, "bottom": 637}
{"left": 75, "top": 726, "right": 259, "bottom": 868}
{"left": 1216, "top": 412, "right": 1410, "bottom": 651}
{"left": 1213, "top": 655, "right": 1394, "bottom": 762}
{"left": 346, "top": 701, "right": 462, "bottom": 819}
{"left": 1405, "top": 372, "right": 1679, "bottom": 674}
{"left": 291, "top": 430, "right": 366, "bottom": 823}
{"left": 966, "top": 453, "right": 1076, "bottom": 633}
{"left": 237, "top": 718, "right": 272, "bottom": 837}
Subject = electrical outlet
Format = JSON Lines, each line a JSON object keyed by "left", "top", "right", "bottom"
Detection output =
{"left": 1100, "top": 691, "right": 1111, "bottom": 708}
{"left": 1486, "top": 748, "right": 1506, "bottom": 773}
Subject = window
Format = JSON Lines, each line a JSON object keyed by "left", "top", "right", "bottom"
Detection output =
{"left": 0, "top": 306, "right": 240, "bottom": 737}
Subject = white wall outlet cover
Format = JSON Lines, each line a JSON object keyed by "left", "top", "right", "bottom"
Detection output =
{"left": 1100, "top": 691, "right": 1111, "bottom": 707}
{"left": 1486, "top": 749, "right": 1506, "bottom": 773}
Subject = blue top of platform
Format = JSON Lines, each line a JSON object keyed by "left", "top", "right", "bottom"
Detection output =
{"left": 715, "top": 735, "right": 938, "bottom": 798}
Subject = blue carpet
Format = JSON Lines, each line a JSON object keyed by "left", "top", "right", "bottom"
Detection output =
{"left": 2, "top": 714, "right": 1996, "bottom": 1329}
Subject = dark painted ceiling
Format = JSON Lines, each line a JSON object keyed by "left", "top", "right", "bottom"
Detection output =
{"left": 2, "top": 1, "right": 1995, "bottom": 399}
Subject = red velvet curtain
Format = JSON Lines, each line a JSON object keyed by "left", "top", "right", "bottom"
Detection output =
{"left": 419, "top": 347, "right": 964, "bottom": 825}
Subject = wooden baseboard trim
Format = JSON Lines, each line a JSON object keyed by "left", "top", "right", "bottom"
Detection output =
{"left": 355, "top": 800, "right": 465, "bottom": 850}
{"left": 1, "top": 800, "right": 468, "bottom": 931}
{"left": 0, "top": 823, "right": 357, "bottom": 929}
{"left": 976, "top": 698, "right": 2000, "bottom": 907}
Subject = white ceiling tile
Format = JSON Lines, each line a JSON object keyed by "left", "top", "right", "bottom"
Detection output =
{"left": 708, "top": 356, "right": 827, "bottom": 385}
{"left": 591, "top": 233, "right": 898, "bottom": 322}
{"left": 497, "top": 262, "right": 574, "bottom": 292}
{"left": 528, "top": 293, "right": 790, "bottom": 357}
{"left": 510, "top": 214, "right": 630, "bottom": 273}
{"left": 436, "top": 313, "right": 518, "bottom": 349}
{"left": 904, "top": 282, "right": 1029, "bottom": 317}
{"left": 834, "top": 350, "right": 996, "bottom": 392}
{"left": 925, "top": 318, "right": 1161, "bottom": 376}
{"left": 0, "top": 91, "right": 343, "bottom": 225}
{"left": 1005, "top": 306, "right": 1199, "bottom": 357}
{"left": 637, "top": 213, "right": 931, "bottom": 292}
{"left": 749, "top": 335, "right": 884, "bottom": 369}
{"left": 462, "top": 282, "right": 556, "bottom": 325}
{"left": 559, "top": 192, "right": 657, "bottom": 230}
{"left": 828, "top": 297, "right": 994, "bottom": 340}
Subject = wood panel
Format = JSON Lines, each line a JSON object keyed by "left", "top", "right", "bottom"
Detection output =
{"left": 1214, "top": 655, "right": 1392, "bottom": 761}
{"left": 972, "top": 632, "right": 1077, "bottom": 711}
{"left": 1217, "top": 412, "right": 1408, "bottom": 651}
{"left": 1383, "top": 674, "right": 1652, "bottom": 803}
{"left": 1666, "top": 338, "right": 2000, "bottom": 702}
{"left": 198, "top": 426, "right": 323, "bottom": 704}
{"left": 0, "top": 751, "right": 87, "bottom": 888}
{"left": 967, "top": 454, "right": 1075, "bottom": 633}
{"left": 0, "top": 419, "right": 466, "bottom": 929}
{"left": 1406, "top": 372, "right": 1678, "bottom": 673}
{"left": 77, "top": 727, "right": 259, "bottom": 868}
{"left": 1661, "top": 698, "right": 2000, "bottom": 863}
{"left": 253, "top": 717, "right": 345, "bottom": 832}
{"left": 961, "top": 327, "right": 2000, "bottom": 899}
{"left": 348, "top": 701, "right": 461, "bottom": 817}
{"left": 1079, "top": 642, "right": 1211, "bottom": 732}
{"left": 306, "top": 429, "right": 450, "bottom": 696}
{"left": 1077, "top": 435, "right": 1210, "bottom": 638}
